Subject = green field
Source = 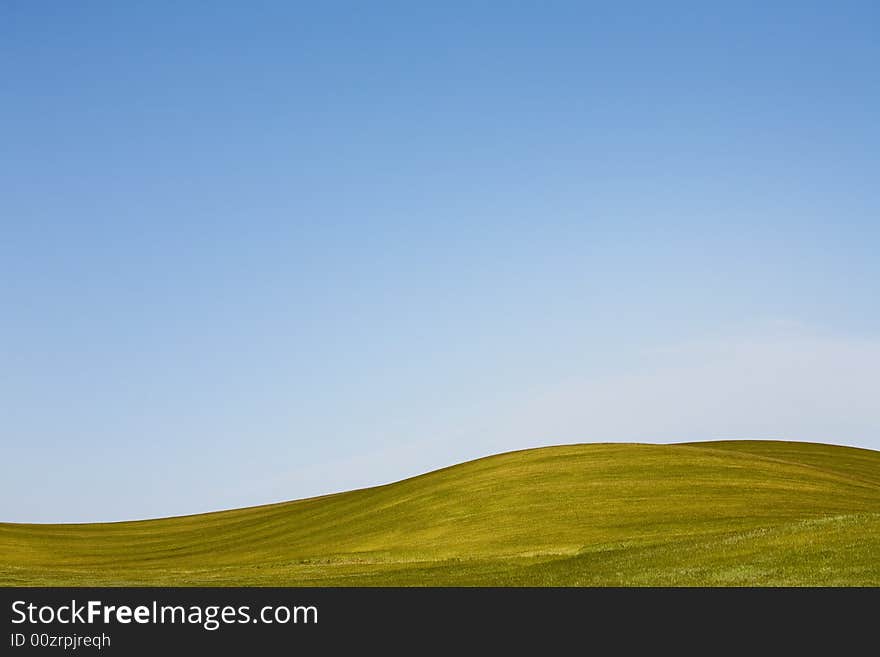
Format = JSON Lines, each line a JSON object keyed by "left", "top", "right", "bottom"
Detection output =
{"left": 2, "top": 441, "right": 879, "bottom": 586}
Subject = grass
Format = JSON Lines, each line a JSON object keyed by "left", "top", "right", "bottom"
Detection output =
{"left": 2, "top": 440, "right": 879, "bottom": 586}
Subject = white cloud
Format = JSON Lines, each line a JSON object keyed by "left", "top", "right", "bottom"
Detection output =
{"left": 496, "top": 332, "right": 880, "bottom": 450}
{"left": 271, "top": 329, "right": 880, "bottom": 501}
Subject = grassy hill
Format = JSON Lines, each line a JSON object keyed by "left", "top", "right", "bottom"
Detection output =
{"left": 2, "top": 440, "right": 879, "bottom": 586}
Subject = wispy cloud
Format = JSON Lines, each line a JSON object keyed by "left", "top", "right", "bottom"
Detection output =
{"left": 496, "top": 330, "right": 880, "bottom": 450}
{"left": 273, "top": 328, "right": 880, "bottom": 503}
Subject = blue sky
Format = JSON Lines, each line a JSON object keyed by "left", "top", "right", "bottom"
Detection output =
{"left": 2, "top": 2, "right": 878, "bottom": 521}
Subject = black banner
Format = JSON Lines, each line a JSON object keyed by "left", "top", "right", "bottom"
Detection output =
{"left": 1, "top": 587, "right": 875, "bottom": 654}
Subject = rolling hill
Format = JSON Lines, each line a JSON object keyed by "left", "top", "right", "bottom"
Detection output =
{"left": 2, "top": 440, "right": 879, "bottom": 586}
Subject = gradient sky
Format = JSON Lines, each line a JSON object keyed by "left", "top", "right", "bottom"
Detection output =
{"left": 2, "top": 1, "right": 878, "bottom": 522}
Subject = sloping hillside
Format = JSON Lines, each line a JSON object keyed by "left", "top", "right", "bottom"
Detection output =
{"left": 2, "top": 441, "right": 879, "bottom": 586}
